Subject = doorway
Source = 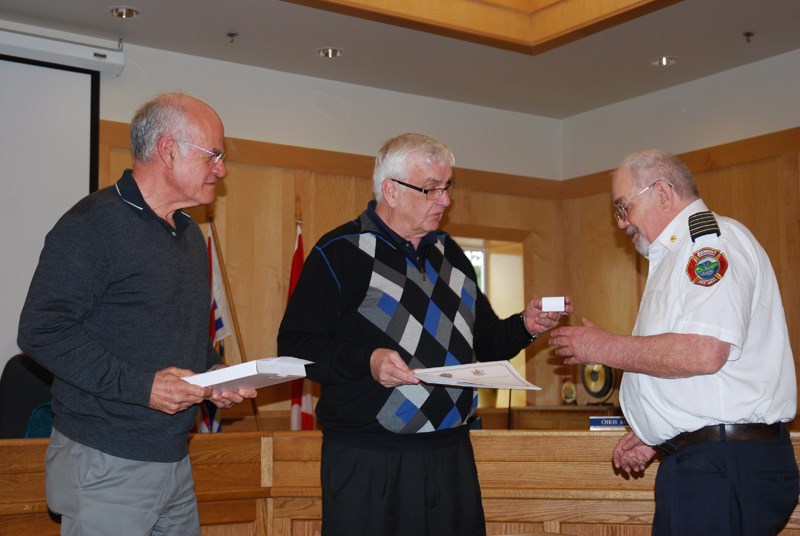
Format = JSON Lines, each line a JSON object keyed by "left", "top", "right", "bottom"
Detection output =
{"left": 456, "top": 237, "right": 526, "bottom": 408}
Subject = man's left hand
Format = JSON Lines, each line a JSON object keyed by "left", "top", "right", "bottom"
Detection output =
{"left": 208, "top": 389, "right": 258, "bottom": 408}
{"left": 204, "top": 364, "right": 258, "bottom": 408}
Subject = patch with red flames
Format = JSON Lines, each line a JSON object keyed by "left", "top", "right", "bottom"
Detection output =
{"left": 686, "top": 247, "right": 728, "bottom": 287}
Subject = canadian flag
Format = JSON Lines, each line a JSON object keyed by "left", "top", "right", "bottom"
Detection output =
{"left": 288, "top": 223, "right": 313, "bottom": 430}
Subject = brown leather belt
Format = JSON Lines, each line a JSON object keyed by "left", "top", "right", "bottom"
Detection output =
{"left": 655, "top": 423, "right": 786, "bottom": 456}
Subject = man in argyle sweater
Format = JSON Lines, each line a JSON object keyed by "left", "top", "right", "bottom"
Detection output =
{"left": 278, "top": 133, "right": 571, "bottom": 536}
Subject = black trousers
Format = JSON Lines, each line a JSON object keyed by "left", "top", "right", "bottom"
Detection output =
{"left": 653, "top": 436, "right": 799, "bottom": 535}
{"left": 320, "top": 434, "right": 486, "bottom": 536}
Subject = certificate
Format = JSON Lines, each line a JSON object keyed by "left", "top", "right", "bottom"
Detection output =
{"left": 414, "top": 360, "right": 540, "bottom": 390}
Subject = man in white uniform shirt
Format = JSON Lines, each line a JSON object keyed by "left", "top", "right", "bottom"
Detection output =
{"left": 549, "top": 148, "right": 798, "bottom": 535}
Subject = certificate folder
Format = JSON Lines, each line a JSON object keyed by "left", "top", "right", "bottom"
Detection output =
{"left": 185, "top": 356, "right": 312, "bottom": 394}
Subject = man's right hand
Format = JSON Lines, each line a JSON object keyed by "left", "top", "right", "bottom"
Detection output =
{"left": 612, "top": 431, "right": 656, "bottom": 475}
{"left": 369, "top": 348, "right": 419, "bottom": 388}
{"left": 149, "top": 366, "right": 211, "bottom": 414}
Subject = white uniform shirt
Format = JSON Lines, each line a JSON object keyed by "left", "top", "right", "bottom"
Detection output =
{"left": 620, "top": 199, "right": 796, "bottom": 445}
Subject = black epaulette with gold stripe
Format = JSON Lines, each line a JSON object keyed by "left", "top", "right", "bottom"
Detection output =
{"left": 688, "top": 211, "right": 721, "bottom": 242}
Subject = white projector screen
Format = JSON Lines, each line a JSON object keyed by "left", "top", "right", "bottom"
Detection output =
{"left": 0, "top": 55, "right": 98, "bottom": 374}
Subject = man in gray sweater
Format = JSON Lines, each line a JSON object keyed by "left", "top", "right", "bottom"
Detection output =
{"left": 18, "top": 93, "right": 255, "bottom": 535}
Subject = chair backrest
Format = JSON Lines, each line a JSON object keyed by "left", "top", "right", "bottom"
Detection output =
{"left": 0, "top": 353, "right": 53, "bottom": 438}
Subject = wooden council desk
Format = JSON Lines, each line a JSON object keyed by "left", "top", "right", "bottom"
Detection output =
{"left": 477, "top": 405, "right": 620, "bottom": 430}
{"left": 2, "top": 430, "right": 800, "bottom": 535}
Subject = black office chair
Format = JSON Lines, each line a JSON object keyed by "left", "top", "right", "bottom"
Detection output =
{"left": 0, "top": 353, "right": 53, "bottom": 438}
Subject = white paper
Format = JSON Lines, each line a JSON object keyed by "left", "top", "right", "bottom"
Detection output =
{"left": 185, "top": 356, "right": 312, "bottom": 394}
{"left": 542, "top": 296, "right": 565, "bottom": 312}
{"left": 414, "top": 360, "right": 541, "bottom": 390}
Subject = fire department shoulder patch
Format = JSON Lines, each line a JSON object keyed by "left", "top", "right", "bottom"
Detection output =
{"left": 686, "top": 247, "right": 728, "bottom": 287}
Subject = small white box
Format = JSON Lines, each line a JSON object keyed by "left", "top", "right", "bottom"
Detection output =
{"left": 185, "top": 356, "right": 312, "bottom": 394}
{"left": 542, "top": 296, "right": 565, "bottom": 312}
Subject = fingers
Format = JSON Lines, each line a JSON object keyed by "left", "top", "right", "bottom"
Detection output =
{"left": 209, "top": 390, "right": 251, "bottom": 408}
{"left": 547, "top": 328, "right": 575, "bottom": 359}
{"left": 370, "top": 348, "right": 420, "bottom": 388}
{"left": 612, "top": 433, "right": 654, "bottom": 475}
{"left": 150, "top": 367, "right": 210, "bottom": 414}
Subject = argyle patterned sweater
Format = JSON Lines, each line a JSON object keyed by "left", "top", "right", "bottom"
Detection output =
{"left": 278, "top": 203, "right": 534, "bottom": 449}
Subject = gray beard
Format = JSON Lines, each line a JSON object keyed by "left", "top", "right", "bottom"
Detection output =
{"left": 626, "top": 225, "right": 650, "bottom": 257}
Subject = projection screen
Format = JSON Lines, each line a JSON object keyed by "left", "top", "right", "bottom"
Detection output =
{"left": 0, "top": 55, "right": 98, "bottom": 373}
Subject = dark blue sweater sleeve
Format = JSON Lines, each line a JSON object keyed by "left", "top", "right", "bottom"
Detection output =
{"left": 473, "top": 289, "right": 535, "bottom": 362}
{"left": 277, "top": 246, "right": 374, "bottom": 384}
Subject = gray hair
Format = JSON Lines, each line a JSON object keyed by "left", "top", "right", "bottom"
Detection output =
{"left": 129, "top": 93, "right": 193, "bottom": 162}
{"left": 373, "top": 133, "right": 455, "bottom": 200}
{"left": 618, "top": 148, "right": 699, "bottom": 200}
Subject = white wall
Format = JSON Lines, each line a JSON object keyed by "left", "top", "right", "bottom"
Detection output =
{"left": 102, "top": 44, "right": 800, "bottom": 181}
{"left": 562, "top": 49, "right": 800, "bottom": 178}
{"left": 4, "top": 18, "right": 799, "bottom": 180}
{"left": 102, "top": 44, "right": 562, "bottom": 179}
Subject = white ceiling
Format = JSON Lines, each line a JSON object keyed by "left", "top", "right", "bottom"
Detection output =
{"left": 1, "top": 0, "right": 799, "bottom": 118}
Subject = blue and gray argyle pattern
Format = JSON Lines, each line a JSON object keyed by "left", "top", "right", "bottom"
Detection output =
{"left": 354, "top": 232, "right": 479, "bottom": 433}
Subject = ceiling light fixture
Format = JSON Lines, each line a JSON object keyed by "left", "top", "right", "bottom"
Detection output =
{"left": 317, "top": 47, "right": 344, "bottom": 59}
{"left": 650, "top": 56, "right": 678, "bottom": 67}
{"left": 109, "top": 6, "right": 140, "bottom": 19}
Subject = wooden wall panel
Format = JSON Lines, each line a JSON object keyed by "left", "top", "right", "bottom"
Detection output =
{"left": 694, "top": 156, "right": 800, "bottom": 363}
{"left": 211, "top": 162, "right": 296, "bottom": 411}
{"left": 106, "top": 147, "right": 133, "bottom": 189}
{"left": 561, "top": 192, "right": 641, "bottom": 335}
{"left": 96, "top": 121, "right": 800, "bottom": 427}
{"left": 212, "top": 163, "right": 295, "bottom": 359}
{"left": 444, "top": 189, "right": 566, "bottom": 405}
{"left": 299, "top": 171, "right": 374, "bottom": 249}
{"left": 558, "top": 191, "right": 642, "bottom": 405}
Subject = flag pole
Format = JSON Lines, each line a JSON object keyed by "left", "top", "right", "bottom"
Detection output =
{"left": 208, "top": 216, "right": 263, "bottom": 431}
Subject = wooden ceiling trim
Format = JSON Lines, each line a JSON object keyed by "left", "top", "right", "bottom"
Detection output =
{"left": 284, "top": 0, "right": 533, "bottom": 52}
{"left": 282, "top": 0, "right": 679, "bottom": 54}
{"left": 528, "top": 0, "right": 683, "bottom": 53}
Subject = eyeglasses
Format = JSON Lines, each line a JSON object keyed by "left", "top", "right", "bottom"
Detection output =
{"left": 177, "top": 138, "right": 225, "bottom": 165}
{"left": 391, "top": 178, "right": 454, "bottom": 200}
{"left": 614, "top": 181, "right": 660, "bottom": 221}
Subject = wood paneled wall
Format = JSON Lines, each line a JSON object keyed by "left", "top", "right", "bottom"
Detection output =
{"left": 98, "top": 122, "right": 800, "bottom": 416}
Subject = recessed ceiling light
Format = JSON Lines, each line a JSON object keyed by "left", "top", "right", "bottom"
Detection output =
{"left": 109, "top": 6, "right": 140, "bottom": 19}
{"left": 317, "top": 47, "right": 344, "bottom": 59}
{"left": 650, "top": 56, "right": 678, "bottom": 67}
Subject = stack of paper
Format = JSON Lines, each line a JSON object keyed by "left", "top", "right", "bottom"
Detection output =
{"left": 414, "top": 360, "right": 540, "bottom": 390}
{"left": 185, "top": 356, "right": 312, "bottom": 394}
